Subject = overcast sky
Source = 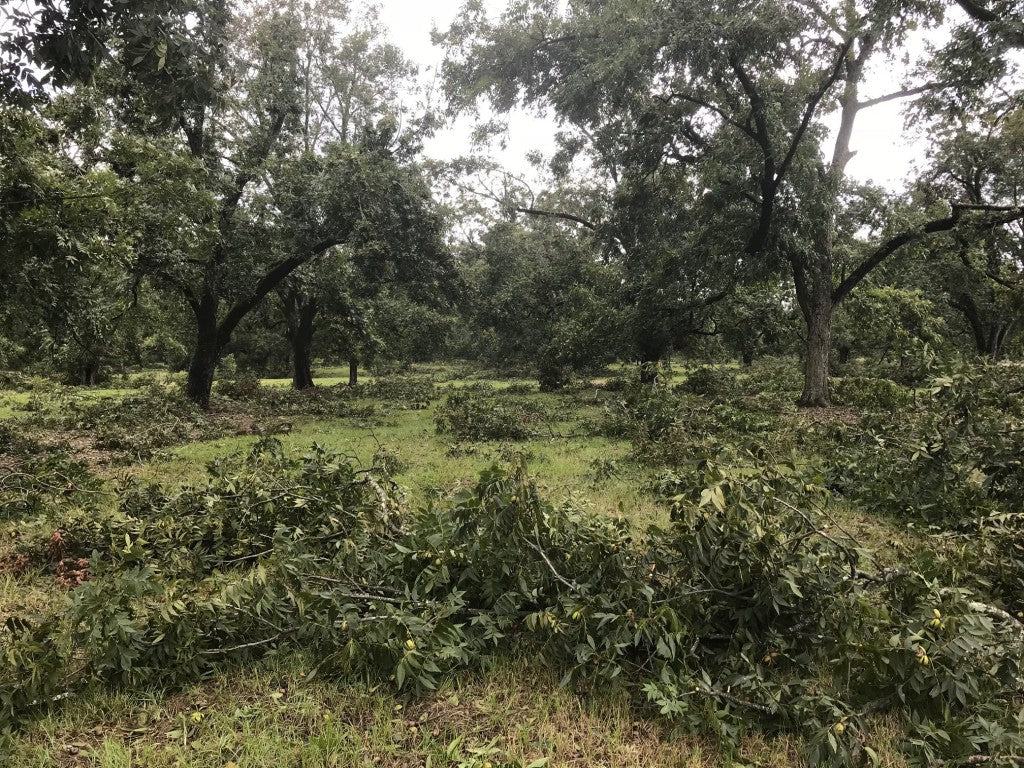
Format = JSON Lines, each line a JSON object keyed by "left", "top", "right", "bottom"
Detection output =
{"left": 376, "top": 0, "right": 935, "bottom": 193}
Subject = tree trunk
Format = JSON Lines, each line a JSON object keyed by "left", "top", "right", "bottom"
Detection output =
{"left": 741, "top": 346, "right": 754, "bottom": 367}
{"left": 799, "top": 299, "right": 833, "bottom": 407}
{"left": 952, "top": 291, "right": 1014, "bottom": 361}
{"left": 80, "top": 362, "right": 97, "bottom": 386}
{"left": 838, "top": 344, "right": 851, "bottom": 365}
{"left": 290, "top": 301, "right": 317, "bottom": 390}
{"left": 348, "top": 357, "right": 359, "bottom": 386}
{"left": 185, "top": 296, "right": 221, "bottom": 409}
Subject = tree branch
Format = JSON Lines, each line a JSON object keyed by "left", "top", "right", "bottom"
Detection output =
{"left": 514, "top": 206, "right": 599, "bottom": 231}
{"left": 857, "top": 81, "right": 967, "bottom": 109}
{"left": 775, "top": 37, "right": 855, "bottom": 185}
{"left": 833, "top": 205, "right": 1024, "bottom": 303}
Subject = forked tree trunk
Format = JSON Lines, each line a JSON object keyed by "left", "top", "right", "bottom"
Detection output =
{"left": 955, "top": 291, "right": 1016, "bottom": 362}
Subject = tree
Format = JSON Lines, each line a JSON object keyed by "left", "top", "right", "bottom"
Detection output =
{"left": 86, "top": 0, "right": 446, "bottom": 407}
{"left": 917, "top": 107, "right": 1024, "bottom": 360}
{"left": 0, "top": 97, "right": 138, "bottom": 383}
{"left": 455, "top": 216, "right": 622, "bottom": 385}
{"left": 440, "top": 0, "right": 1024, "bottom": 404}
{"left": 718, "top": 282, "right": 797, "bottom": 366}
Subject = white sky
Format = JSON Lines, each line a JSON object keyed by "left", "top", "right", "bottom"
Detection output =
{"left": 376, "top": 0, "right": 934, "bottom": 192}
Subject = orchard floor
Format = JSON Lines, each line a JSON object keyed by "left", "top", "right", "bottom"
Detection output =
{"left": 0, "top": 363, "right": 917, "bottom": 768}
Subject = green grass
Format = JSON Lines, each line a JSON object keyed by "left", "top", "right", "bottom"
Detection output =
{"left": 5, "top": 654, "right": 838, "bottom": 768}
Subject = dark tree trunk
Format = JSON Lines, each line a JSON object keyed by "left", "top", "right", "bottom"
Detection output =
{"left": 953, "top": 291, "right": 1016, "bottom": 361}
{"left": 289, "top": 300, "right": 317, "bottom": 390}
{"left": 741, "top": 346, "right": 755, "bottom": 367}
{"left": 186, "top": 295, "right": 221, "bottom": 409}
{"left": 838, "top": 344, "right": 851, "bottom": 365}
{"left": 80, "top": 363, "right": 97, "bottom": 386}
{"left": 348, "top": 357, "right": 359, "bottom": 386}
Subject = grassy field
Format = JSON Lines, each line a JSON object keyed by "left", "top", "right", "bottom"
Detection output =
{"left": 0, "top": 363, "right": 930, "bottom": 767}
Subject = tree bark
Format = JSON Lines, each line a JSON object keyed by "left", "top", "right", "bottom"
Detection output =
{"left": 348, "top": 357, "right": 359, "bottom": 386}
{"left": 185, "top": 294, "right": 221, "bottom": 409}
{"left": 952, "top": 291, "right": 1016, "bottom": 361}
{"left": 800, "top": 299, "right": 833, "bottom": 406}
{"left": 290, "top": 300, "right": 317, "bottom": 390}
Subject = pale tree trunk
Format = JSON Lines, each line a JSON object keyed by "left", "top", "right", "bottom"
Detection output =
{"left": 800, "top": 298, "right": 833, "bottom": 406}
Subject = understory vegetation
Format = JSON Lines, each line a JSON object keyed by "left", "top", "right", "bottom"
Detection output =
{"left": 2, "top": 361, "right": 1023, "bottom": 767}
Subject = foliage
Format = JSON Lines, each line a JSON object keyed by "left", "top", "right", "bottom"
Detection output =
{"left": 678, "top": 366, "right": 741, "bottom": 400}
{"left": 216, "top": 374, "right": 265, "bottom": 402}
{"left": 21, "top": 383, "right": 218, "bottom": 461}
{"left": 363, "top": 376, "right": 437, "bottom": 409}
{"left": 0, "top": 449, "right": 103, "bottom": 521}
{"left": 454, "top": 219, "right": 622, "bottom": 382}
{"left": 832, "top": 287, "right": 950, "bottom": 385}
{"left": 2, "top": 442, "right": 1023, "bottom": 767}
{"left": 830, "top": 376, "right": 916, "bottom": 410}
{"left": 435, "top": 390, "right": 548, "bottom": 442}
{"left": 829, "top": 365, "right": 1024, "bottom": 613}
{"left": 599, "top": 375, "right": 793, "bottom": 466}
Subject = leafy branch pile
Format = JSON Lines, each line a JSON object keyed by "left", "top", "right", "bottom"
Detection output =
{"left": 362, "top": 376, "right": 438, "bottom": 409}
{"left": 20, "top": 384, "right": 222, "bottom": 461}
{"left": 830, "top": 366, "right": 1024, "bottom": 614}
{"left": 2, "top": 440, "right": 1022, "bottom": 765}
{"left": 599, "top": 377, "right": 798, "bottom": 466}
{"left": 435, "top": 390, "right": 551, "bottom": 441}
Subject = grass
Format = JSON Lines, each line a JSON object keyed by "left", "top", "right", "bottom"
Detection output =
{"left": 5, "top": 655, "right": 823, "bottom": 768}
{"left": 0, "top": 361, "right": 917, "bottom": 766}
